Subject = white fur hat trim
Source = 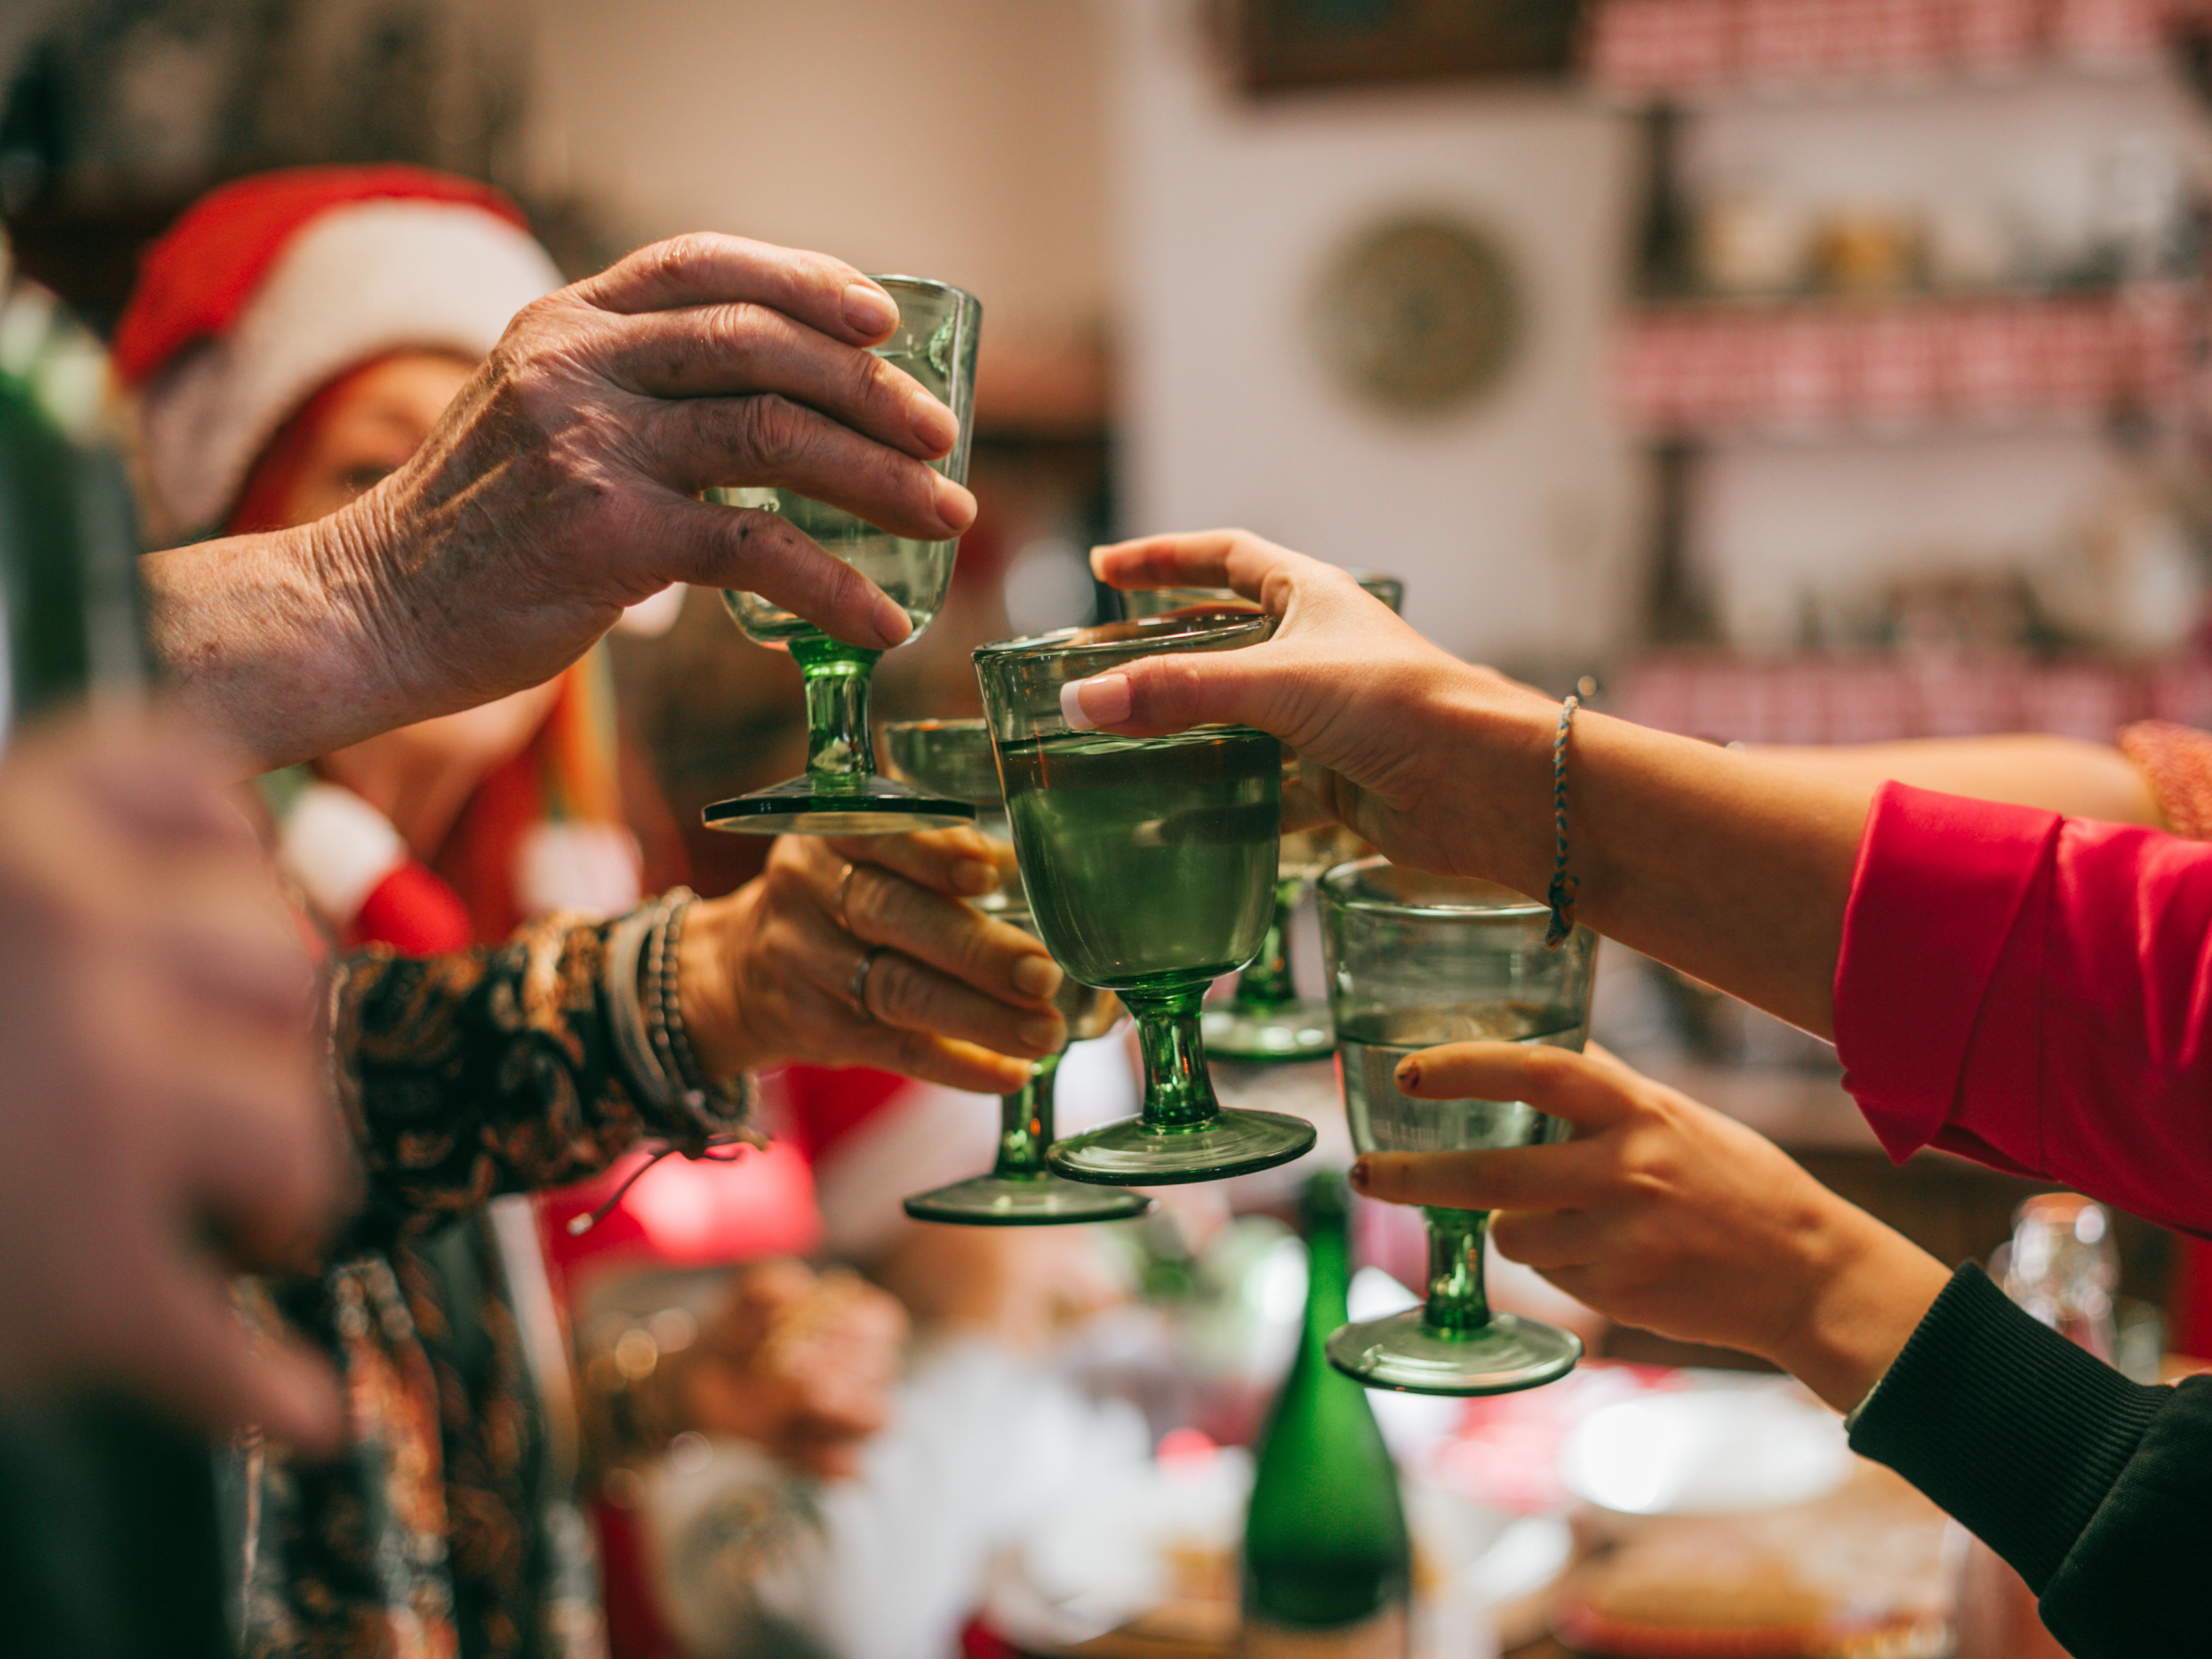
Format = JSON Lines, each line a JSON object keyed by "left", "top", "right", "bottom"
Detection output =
{"left": 277, "top": 781, "right": 407, "bottom": 926}
{"left": 138, "top": 199, "right": 563, "bottom": 536}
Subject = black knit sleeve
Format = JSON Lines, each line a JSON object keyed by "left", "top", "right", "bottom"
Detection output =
{"left": 1848, "top": 1263, "right": 2212, "bottom": 1657}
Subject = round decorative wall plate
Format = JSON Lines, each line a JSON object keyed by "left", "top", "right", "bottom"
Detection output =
{"left": 1310, "top": 211, "right": 1520, "bottom": 418}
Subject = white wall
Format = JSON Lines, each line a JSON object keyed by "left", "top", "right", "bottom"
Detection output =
{"left": 524, "top": 0, "right": 1111, "bottom": 354}
{"left": 1111, "top": 0, "right": 1644, "bottom": 667}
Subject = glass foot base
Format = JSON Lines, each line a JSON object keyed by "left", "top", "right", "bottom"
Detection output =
{"left": 1326, "top": 1308, "right": 1582, "bottom": 1396}
{"left": 902, "top": 1172, "right": 1154, "bottom": 1226}
{"left": 704, "top": 774, "right": 977, "bottom": 836}
{"left": 1201, "top": 998, "right": 1336, "bottom": 1063}
{"left": 1046, "top": 1108, "right": 1316, "bottom": 1186}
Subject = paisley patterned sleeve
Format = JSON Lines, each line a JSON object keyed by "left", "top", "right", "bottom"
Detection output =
{"left": 329, "top": 910, "right": 742, "bottom": 1230}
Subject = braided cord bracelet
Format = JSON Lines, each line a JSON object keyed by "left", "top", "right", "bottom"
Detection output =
{"left": 1544, "top": 693, "right": 1580, "bottom": 950}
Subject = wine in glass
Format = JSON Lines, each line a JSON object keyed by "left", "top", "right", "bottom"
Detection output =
{"left": 973, "top": 614, "right": 1317, "bottom": 1185}
{"left": 880, "top": 718, "right": 1151, "bottom": 1225}
{"left": 1317, "top": 858, "right": 1597, "bottom": 1394}
{"left": 704, "top": 276, "right": 982, "bottom": 835}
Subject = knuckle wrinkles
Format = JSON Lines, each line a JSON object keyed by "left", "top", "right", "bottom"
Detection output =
{"left": 741, "top": 395, "right": 807, "bottom": 471}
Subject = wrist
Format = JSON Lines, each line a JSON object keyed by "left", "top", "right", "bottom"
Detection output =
{"left": 1427, "top": 666, "right": 1561, "bottom": 896}
{"left": 1769, "top": 1205, "right": 1951, "bottom": 1414}
{"left": 677, "top": 893, "right": 752, "bottom": 1079}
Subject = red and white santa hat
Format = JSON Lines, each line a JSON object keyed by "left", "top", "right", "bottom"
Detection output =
{"left": 114, "top": 165, "right": 565, "bottom": 540}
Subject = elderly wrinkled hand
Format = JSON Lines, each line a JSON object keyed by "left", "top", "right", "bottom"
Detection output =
{"left": 149, "top": 235, "right": 981, "bottom": 770}
{"left": 0, "top": 712, "right": 342, "bottom": 1450}
{"left": 678, "top": 826, "right": 1065, "bottom": 1097}
{"left": 1347, "top": 1040, "right": 1948, "bottom": 1412}
{"left": 675, "top": 1260, "right": 908, "bottom": 1480}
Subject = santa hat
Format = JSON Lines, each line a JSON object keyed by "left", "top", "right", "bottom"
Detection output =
{"left": 115, "top": 165, "right": 564, "bottom": 540}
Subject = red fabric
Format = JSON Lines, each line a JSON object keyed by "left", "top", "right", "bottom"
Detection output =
{"left": 351, "top": 860, "right": 475, "bottom": 956}
{"left": 113, "top": 164, "right": 526, "bottom": 387}
{"left": 778, "top": 1064, "right": 914, "bottom": 1163}
{"left": 538, "top": 1140, "right": 822, "bottom": 1290}
{"left": 1835, "top": 782, "right": 2212, "bottom": 1240}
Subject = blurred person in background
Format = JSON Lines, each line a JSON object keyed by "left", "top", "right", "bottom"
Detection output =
{"left": 112, "top": 165, "right": 1070, "bottom": 1659}
{"left": 1063, "top": 529, "right": 2212, "bottom": 1658}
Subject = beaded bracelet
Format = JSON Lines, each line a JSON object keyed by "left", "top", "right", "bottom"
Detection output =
{"left": 643, "top": 887, "right": 756, "bottom": 1126}
{"left": 1544, "top": 693, "right": 1581, "bottom": 950}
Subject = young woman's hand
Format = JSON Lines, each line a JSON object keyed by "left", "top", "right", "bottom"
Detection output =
{"left": 1068, "top": 529, "right": 1870, "bottom": 1037}
{"left": 1349, "top": 1041, "right": 1950, "bottom": 1411}
{"left": 678, "top": 826, "right": 1066, "bottom": 1096}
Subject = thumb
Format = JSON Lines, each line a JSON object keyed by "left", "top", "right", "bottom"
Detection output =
{"left": 1062, "top": 642, "right": 1288, "bottom": 739}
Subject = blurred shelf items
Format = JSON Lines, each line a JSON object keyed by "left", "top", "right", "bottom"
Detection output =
{"left": 1615, "top": 286, "right": 2199, "bottom": 436}
{"left": 1590, "top": 0, "right": 2202, "bottom": 102}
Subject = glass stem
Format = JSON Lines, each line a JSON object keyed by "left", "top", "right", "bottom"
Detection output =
{"left": 992, "top": 1050, "right": 1063, "bottom": 1178}
{"left": 1122, "top": 988, "right": 1221, "bottom": 1131}
{"left": 790, "top": 634, "right": 882, "bottom": 784}
{"left": 1421, "top": 1207, "right": 1493, "bottom": 1335}
{"left": 1231, "top": 878, "right": 1304, "bottom": 1011}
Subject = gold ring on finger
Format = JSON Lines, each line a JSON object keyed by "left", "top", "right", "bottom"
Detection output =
{"left": 847, "top": 945, "right": 890, "bottom": 1022}
{"left": 835, "top": 861, "right": 862, "bottom": 934}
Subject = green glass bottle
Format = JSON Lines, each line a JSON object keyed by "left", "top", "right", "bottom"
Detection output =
{"left": 1242, "top": 1173, "right": 1412, "bottom": 1659}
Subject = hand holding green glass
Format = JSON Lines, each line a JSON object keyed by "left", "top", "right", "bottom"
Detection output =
{"left": 1319, "top": 859, "right": 1597, "bottom": 1395}
{"left": 706, "top": 276, "right": 981, "bottom": 835}
{"left": 973, "top": 614, "right": 1317, "bottom": 1185}
{"left": 881, "top": 718, "right": 1150, "bottom": 1226}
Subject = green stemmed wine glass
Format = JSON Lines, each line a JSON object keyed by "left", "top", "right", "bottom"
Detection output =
{"left": 1317, "top": 858, "right": 1596, "bottom": 1395}
{"left": 972, "top": 615, "right": 1317, "bottom": 1185}
{"left": 880, "top": 718, "right": 1152, "bottom": 1225}
{"left": 1184, "top": 573, "right": 1405, "bottom": 1063}
{"left": 704, "top": 276, "right": 982, "bottom": 835}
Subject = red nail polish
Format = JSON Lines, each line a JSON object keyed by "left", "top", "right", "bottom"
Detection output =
{"left": 1397, "top": 1059, "right": 1421, "bottom": 1089}
{"left": 1348, "top": 1160, "right": 1371, "bottom": 1191}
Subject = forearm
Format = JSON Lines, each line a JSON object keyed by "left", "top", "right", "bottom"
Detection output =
{"left": 1745, "top": 735, "right": 2162, "bottom": 828}
{"left": 1438, "top": 677, "right": 1870, "bottom": 1036}
{"left": 142, "top": 510, "right": 415, "bottom": 773}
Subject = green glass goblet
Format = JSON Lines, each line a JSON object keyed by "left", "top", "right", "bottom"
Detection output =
{"left": 973, "top": 615, "right": 1316, "bottom": 1185}
{"left": 880, "top": 718, "right": 1152, "bottom": 1226}
{"left": 1173, "top": 573, "right": 1404, "bottom": 1064}
{"left": 704, "top": 276, "right": 982, "bottom": 835}
{"left": 1317, "top": 858, "right": 1597, "bottom": 1395}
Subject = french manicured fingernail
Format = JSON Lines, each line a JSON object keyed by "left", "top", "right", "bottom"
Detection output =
{"left": 1011, "top": 955, "right": 1063, "bottom": 999}
{"left": 843, "top": 281, "right": 898, "bottom": 336}
{"left": 952, "top": 858, "right": 997, "bottom": 896}
{"left": 1059, "top": 673, "right": 1131, "bottom": 731}
{"left": 871, "top": 594, "right": 912, "bottom": 646}
{"left": 933, "top": 475, "right": 977, "bottom": 531}
{"left": 1020, "top": 1014, "right": 1066, "bottom": 1051}
{"left": 1396, "top": 1057, "right": 1422, "bottom": 1089}
{"left": 1349, "top": 1158, "right": 1373, "bottom": 1192}
{"left": 909, "top": 392, "right": 959, "bottom": 452}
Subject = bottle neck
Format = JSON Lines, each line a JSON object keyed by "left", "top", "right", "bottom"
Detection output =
{"left": 1302, "top": 1200, "right": 1354, "bottom": 1345}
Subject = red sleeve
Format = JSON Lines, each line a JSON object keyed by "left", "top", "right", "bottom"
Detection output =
{"left": 1835, "top": 782, "right": 2212, "bottom": 1240}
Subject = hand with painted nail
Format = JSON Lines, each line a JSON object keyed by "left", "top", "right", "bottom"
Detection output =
{"left": 146, "top": 235, "right": 981, "bottom": 773}
{"left": 1350, "top": 1041, "right": 1950, "bottom": 1413}
{"left": 1068, "top": 529, "right": 1871, "bottom": 1042}
{"left": 679, "top": 827, "right": 1066, "bottom": 1095}
{"left": 1062, "top": 528, "right": 1564, "bottom": 891}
